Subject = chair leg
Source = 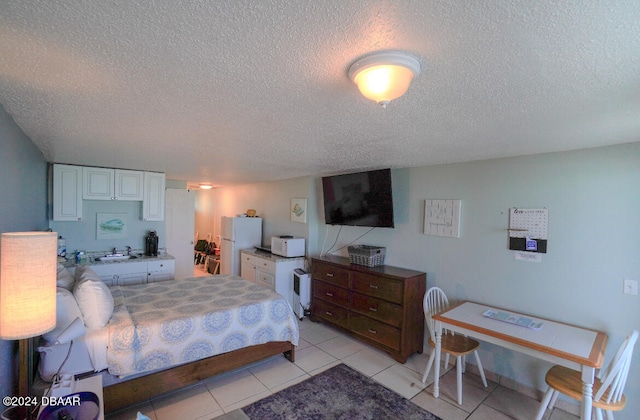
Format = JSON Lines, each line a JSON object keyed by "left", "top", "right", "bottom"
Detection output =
{"left": 604, "top": 409, "right": 614, "bottom": 420}
{"left": 456, "top": 355, "right": 463, "bottom": 405}
{"left": 444, "top": 353, "right": 450, "bottom": 369}
{"left": 534, "top": 387, "right": 555, "bottom": 420}
{"left": 548, "top": 389, "right": 559, "bottom": 410}
{"left": 473, "top": 351, "right": 488, "bottom": 387}
{"left": 595, "top": 408, "right": 604, "bottom": 420}
{"left": 422, "top": 349, "right": 436, "bottom": 383}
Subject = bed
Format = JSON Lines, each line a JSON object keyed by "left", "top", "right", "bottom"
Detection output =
{"left": 39, "top": 264, "right": 299, "bottom": 414}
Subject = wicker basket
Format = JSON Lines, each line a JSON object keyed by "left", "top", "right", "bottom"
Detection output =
{"left": 347, "top": 245, "right": 386, "bottom": 267}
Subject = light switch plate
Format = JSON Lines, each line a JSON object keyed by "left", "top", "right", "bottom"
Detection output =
{"left": 623, "top": 279, "right": 638, "bottom": 296}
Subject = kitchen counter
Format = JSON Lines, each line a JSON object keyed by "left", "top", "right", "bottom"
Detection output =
{"left": 61, "top": 252, "right": 174, "bottom": 268}
{"left": 241, "top": 248, "right": 306, "bottom": 263}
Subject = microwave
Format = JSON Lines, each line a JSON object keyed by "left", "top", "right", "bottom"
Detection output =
{"left": 271, "top": 236, "right": 305, "bottom": 257}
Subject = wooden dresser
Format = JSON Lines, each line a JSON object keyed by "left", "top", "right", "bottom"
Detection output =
{"left": 311, "top": 256, "right": 426, "bottom": 363}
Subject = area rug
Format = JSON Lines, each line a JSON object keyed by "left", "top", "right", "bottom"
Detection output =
{"left": 241, "top": 363, "right": 441, "bottom": 419}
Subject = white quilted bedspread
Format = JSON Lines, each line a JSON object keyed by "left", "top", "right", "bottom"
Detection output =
{"left": 106, "top": 275, "right": 299, "bottom": 377}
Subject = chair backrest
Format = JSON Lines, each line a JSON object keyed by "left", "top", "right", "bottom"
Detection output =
{"left": 594, "top": 330, "right": 638, "bottom": 403}
{"left": 423, "top": 287, "right": 450, "bottom": 342}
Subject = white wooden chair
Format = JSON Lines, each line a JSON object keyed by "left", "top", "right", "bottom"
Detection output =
{"left": 421, "top": 287, "right": 487, "bottom": 405}
{"left": 535, "top": 330, "right": 638, "bottom": 420}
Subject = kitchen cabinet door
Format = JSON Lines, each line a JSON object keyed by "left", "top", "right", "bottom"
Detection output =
{"left": 90, "top": 261, "right": 148, "bottom": 286}
{"left": 115, "top": 169, "right": 144, "bottom": 200}
{"left": 83, "top": 167, "right": 144, "bottom": 200}
{"left": 53, "top": 164, "right": 83, "bottom": 221}
{"left": 147, "top": 259, "right": 175, "bottom": 283}
{"left": 143, "top": 172, "right": 165, "bottom": 221}
{"left": 240, "top": 254, "right": 257, "bottom": 283}
{"left": 83, "top": 167, "right": 114, "bottom": 200}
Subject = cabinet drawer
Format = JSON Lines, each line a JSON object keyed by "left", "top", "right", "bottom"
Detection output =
{"left": 147, "top": 259, "right": 174, "bottom": 272}
{"left": 350, "top": 314, "right": 401, "bottom": 351}
{"left": 313, "top": 263, "right": 350, "bottom": 287}
{"left": 256, "top": 269, "right": 275, "bottom": 289}
{"left": 352, "top": 273, "right": 403, "bottom": 304}
{"left": 351, "top": 293, "right": 402, "bottom": 328}
{"left": 313, "top": 281, "right": 349, "bottom": 307}
{"left": 313, "top": 299, "right": 349, "bottom": 329}
{"left": 255, "top": 258, "right": 275, "bottom": 274}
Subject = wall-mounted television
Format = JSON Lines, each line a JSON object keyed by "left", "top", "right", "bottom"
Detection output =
{"left": 322, "top": 168, "right": 394, "bottom": 228}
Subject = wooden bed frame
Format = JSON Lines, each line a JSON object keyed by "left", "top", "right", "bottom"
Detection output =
{"left": 103, "top": 341, "right": 295, "bottom": 413}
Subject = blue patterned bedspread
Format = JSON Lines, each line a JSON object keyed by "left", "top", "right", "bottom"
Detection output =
{"left": 106, "top": 275, "right": 299, "bottom": 377}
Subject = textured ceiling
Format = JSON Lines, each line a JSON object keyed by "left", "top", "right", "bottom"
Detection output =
{"left": 1, "top": 0, "right": 639, "bottom": 186}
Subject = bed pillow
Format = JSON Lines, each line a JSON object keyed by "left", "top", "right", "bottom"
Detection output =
{"left": 56, "top": 263, "right": 75, "bottom": 290}
{"left": 73, "top": 273, "right": 114, "bottom": 329}
{"left": 74, "top": 264, "right": 100, "bottom": 283}
{"left": 42, "top": 288, "right": 84, "bottom": 343}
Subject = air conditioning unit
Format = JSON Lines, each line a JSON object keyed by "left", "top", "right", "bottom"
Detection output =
{"left": 293, "top": 268, "right": 310, "bottom": 320}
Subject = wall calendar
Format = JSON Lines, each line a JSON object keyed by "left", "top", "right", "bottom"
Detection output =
{"left": 508, "top": 208, "right": 548, "bottom": 253}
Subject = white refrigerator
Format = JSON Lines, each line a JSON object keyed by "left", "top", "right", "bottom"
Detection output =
{"left": 220, "top": 216, "right": 262, "bottom": 275}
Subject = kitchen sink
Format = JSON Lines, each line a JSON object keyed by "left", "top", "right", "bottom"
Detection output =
{"left": 95, "top": 254, "right": 137, "bottom": 261}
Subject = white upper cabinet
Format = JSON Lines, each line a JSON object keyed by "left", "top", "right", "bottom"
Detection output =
{"left": 115, "top": 169, "right": 144, "bottom": 200}
{"left": 83, "top": 167, "right": 143, "bottom": 201}
{"left": 53, "top": 164, "right": 83, "bottom": 221}
{"left": 143, "top": 172, "right": 165, "bottom": 221}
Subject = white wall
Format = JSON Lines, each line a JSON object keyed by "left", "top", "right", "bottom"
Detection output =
{"left": 195, "top": 189, "right": 216, "bottom": 243}
{"left": 0, "top": 103, "right": 49, "bottom": 404}
{"left": 213, "top": 176, "right": 319, "bottom": 256}
{"left": 214, "top": 143, "right": 640, "bottom": 418}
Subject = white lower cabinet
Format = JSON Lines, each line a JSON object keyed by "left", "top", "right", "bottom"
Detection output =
{"left": 90, "top": 262, "right": 148, "bottom": 286}
{"left": 88, "top": 259, "right": 175, "bottom": 286}
{"left": 240, "top": 251, "right": 304, "bottom": 308}
{"left": 147, "top": 259, "right": 175, "bottom": 283}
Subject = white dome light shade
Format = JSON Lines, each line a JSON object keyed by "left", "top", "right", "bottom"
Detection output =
{"left": 348, "top": 51, "right": 421, "bottom": 107}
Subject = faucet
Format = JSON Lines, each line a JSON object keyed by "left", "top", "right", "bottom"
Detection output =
{"left": 126, "top": 246, "right": 132, "bottom": 255}
{"left": 112, "top": 247, "right": 118, "bottom": 255}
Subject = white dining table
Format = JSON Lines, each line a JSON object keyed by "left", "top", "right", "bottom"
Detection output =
{"left": 432, "top": 301, "right": 608, "bottom": 420}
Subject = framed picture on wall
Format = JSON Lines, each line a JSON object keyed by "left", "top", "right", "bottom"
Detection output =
{"left": 290, "top": 198, "right": 307, "bottom": 223}
{"left": 97, "top": 213, "right": 128, "bottom": 240}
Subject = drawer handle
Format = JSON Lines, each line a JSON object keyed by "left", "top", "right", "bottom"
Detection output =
{"left": 369, "top": 284, "right": 379, "bottom": 289}
{"left": 325, "top": 292, "right": 334, "bottom": 297}
{"left": 368, "top": 307, "right": 378, "bottom": 312}
{"left": 325, "top": 311, "right": 333, "bottom": 316}
{"left": 368, "top": 329, "right": 377, "bottom": 334}
{"left": 326, "top": 273, "right": 334, "bottom": 277}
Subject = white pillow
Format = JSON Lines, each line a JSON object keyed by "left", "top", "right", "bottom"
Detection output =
{"left": 74, "top": 264, "right": 100, "bottom": 283}
{"left": 73, "top": 275, "right": 114, "bottom": 329}
{"left": 43, "top": 288, "right": 84, "bottom": 343}
{"left": 56, "top": 264, "right": 75, "bottom": 290}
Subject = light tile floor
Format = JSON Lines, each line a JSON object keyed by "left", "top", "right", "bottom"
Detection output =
{"left": 106, "top": 315, "right": 579, "bottom": 420}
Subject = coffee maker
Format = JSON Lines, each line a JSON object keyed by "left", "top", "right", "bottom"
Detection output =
{"left": 145, "top": 230, "right": 159, "bottom": 256}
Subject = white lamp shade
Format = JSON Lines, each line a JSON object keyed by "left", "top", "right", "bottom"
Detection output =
{"left": 353, "top": 65, "right": 415, "bottom": 104}
{"left": 0, "top": 232, "right": 57, "bottom": 339}
{"left": 348, "top": 51, "right": 421, "bottom": 106}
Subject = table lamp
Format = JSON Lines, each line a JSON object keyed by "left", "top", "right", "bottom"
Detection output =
{"left": 0, "top": 232, "right": 57, "bottom": 420}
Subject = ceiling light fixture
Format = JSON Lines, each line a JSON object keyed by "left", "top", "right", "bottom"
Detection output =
{"left": 199, "top": 183, "right": 213, "bottom": 190}
{"left": 348, "top": 51, "right": 421, "bottom": 108}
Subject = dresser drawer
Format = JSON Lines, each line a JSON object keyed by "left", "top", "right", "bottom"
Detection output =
{"left": 313, "top": 299, "right": 349, "bottom": 329}
{"left": 313, "top": 262, "right": 350, "bottom": 287}
{"left": 314, "top": 281, "right": 349, "bottom": 308}
{"left": 352, "top": 273, "right": 403, "bottom": 304}
{"left": 351, "top": 293, "right": 402, "bottom": 328}
{"left": 350, "top": 314, "right": 400, "bottom": 351}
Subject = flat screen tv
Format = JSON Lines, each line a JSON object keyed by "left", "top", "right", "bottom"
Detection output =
{"left": 322, "top": 168, "right": 394, "bottom": 228}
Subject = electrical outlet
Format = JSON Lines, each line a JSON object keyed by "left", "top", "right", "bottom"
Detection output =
{"left": 623, "top": 279, "right": 638, "bottom": 296}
